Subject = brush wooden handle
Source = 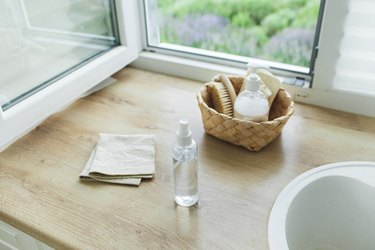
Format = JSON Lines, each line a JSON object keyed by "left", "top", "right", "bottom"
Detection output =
{"left": 219, "top": 74, "right": 237, "bottom": 106}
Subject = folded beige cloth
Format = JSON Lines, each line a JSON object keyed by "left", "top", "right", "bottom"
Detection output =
{"left": 80, "top": 134, "right": 155, "bottom": 186}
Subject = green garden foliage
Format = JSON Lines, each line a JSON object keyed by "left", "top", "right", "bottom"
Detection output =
{"left": 156, "top": 0, "right": 320, "bottom": 67}
{"left": 261, "top": 9, "right": 296, "bottom": 36}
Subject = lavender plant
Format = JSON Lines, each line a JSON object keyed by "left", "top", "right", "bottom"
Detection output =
{"left": 156, "top": 0, "right": 320, "bottom": 67}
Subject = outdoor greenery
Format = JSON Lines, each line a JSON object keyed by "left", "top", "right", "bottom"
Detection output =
{"left": 156, "top": 0, "right": 320, "bottom": 67}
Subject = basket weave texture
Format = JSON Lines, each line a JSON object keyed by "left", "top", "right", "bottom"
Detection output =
{"left": 197, "top": 75, "right": 294, "bottom": 151}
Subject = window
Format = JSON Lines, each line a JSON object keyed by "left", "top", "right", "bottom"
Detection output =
{"left": 0, "top": 0, "right": 119, "bottom": 110}
{"left": 136, "top": 0, "right": 375, "bottom": 117}
{"left": 0, "top": 0, "right": 140, "bottom": 150}
{"left": 143, "top": 0, "right": 323, "bottom": 79}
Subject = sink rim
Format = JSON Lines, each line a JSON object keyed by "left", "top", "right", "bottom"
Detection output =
{"left": 268, "top": 161, "right": 375, "bottom": 250}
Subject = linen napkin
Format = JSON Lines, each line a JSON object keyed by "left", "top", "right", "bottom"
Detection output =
{"left": 79, "top": 134, "right": 155, "bottom": 186}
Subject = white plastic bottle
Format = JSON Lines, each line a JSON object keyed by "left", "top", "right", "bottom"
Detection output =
{"left": 172, "top": 119, "right": 199, "bottom": 207}
{"left": 234, "top": 63, "right": 270, "bottom": 122}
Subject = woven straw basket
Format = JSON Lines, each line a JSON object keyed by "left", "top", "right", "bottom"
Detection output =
{"left": 197, "top": 75, "right": 294, "bottom": 151}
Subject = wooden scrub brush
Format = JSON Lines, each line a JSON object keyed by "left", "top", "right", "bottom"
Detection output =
{"left": 207, "top": 74, "right": 237, "bottom": 117}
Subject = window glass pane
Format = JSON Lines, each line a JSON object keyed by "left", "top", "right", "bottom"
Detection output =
{"left": 146, "top": 0, "right": 321, "bottom": 70}
{"left": 0, "top": 0, "right": 119, "bottom": 110}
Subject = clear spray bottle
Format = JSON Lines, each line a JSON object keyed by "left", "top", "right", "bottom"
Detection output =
{"left": 172, "top": 119, "right": 199, "bottom": 207}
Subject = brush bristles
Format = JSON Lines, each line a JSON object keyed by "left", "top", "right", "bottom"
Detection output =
{"left": 208, "top": 82, "right": 233, "bottom": 117}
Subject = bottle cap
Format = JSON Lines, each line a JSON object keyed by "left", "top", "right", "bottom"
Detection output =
{"left": 245, "top": 62, "right": 270, "bottom": 92}
{"left": 245, "top": 74, "right": 261, "bottom": 91}
{"left": 176, "top": 118, "right": 192, "bottom": 147}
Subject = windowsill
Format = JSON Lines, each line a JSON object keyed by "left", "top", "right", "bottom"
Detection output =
{"left": 132, "top": 51, "right": 375, "bottom": 118}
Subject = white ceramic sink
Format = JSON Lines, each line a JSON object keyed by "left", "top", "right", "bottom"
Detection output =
{"left": 268, "top": 161, "right": 375, "bottom": 250}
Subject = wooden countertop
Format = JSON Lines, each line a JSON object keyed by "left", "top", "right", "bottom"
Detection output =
{"left": 1, "top": 67, "right": 375, "bottom": 249}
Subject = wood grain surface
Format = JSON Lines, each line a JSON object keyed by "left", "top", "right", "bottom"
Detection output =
{"left": 1, "top": 67, "right": 375, "bottom": 249}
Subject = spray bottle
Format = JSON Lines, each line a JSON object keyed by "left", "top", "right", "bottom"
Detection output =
{"left": 172, "top": 119, "right": 199, "bottom": 207}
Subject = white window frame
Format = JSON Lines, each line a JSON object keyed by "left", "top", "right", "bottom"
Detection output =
{"left": 132, "top": 0, "right": 375, "bottom": 118}
{"left": 0, "top": 0, "right": 141, "bottom": 151}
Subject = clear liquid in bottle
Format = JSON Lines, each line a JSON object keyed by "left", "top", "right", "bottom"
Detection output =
{"left": 173, "top": 148, "right": 198, "bottom": 206}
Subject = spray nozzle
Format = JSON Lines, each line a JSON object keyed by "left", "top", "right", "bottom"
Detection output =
{"left": 178, "top": 119, "right": 190, "bottom": 136}
{"left": 176, "top": 119, "right": 192, "bottom": 147}
{"left": 245, "top": 62, "right": 270, "bottom": 92}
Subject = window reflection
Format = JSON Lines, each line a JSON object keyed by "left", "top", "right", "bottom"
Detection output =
{"left": 0, "top": 0, "right": 118, "bottom": 110}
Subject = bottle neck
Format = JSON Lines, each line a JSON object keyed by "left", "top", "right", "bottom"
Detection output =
{"left": 176, "top": 131, "right": 192, "bottom": 147}
{"left": 245, "top": 74, "right": 260, "bottom": 92}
